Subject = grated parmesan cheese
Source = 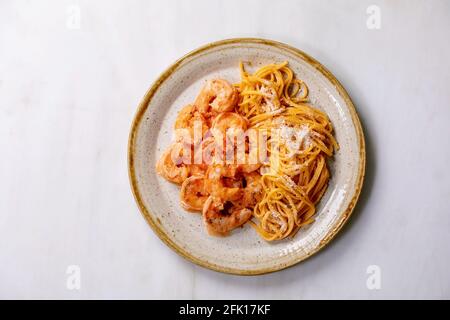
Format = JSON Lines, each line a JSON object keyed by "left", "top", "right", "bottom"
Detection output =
{"left": 279, "top": 175, "right": 299, "bottom": 193}
{"left": 259, "top": 86, "right": 281, "bottom": 113}
{"left": 271, "top": 211, "right": 287, "bottom": 232}
{"left": 259, "top": 165, "right": 271, "bottom": 175}
{"left": 279, "top": 124, "right": 313, "bottom": 157}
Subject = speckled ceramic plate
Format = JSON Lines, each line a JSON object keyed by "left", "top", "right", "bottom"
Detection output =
{"left": 128, "top": 38, "right": 365, "bottom": 275}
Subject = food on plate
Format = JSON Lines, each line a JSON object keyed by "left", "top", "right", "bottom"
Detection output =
{"left": 156, "top": 62, "right": 338, "bottom": 241}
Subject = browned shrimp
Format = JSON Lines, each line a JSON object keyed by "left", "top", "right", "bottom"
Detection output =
{"left": 194, "top": 79, "right": 238, "bottom": 114}
{"left": 211, "top": 112, "right": 248, "bottom": 135}
{"left": 194, "top": 137, "right": 218, "bottom": 166}
{"left": 155, "top": 144, "right": 189, "bottom": 185}
{"left": 202, "top": 196, "right": 253, "bottom": 236}
{"left": 174, "top": 104, "right": 209, "bottom": 141}
{"left": 237, "top": 149, "right": 262, "bottom": 173}
{"left": 187, "top": 163, "right": 208, "bottom": 176}
{"left": 204, "top": 165, "right": 242, "bottom": 201}
{"left": 180, "top": 176, "right": 209, "bottom": 212}
{"left": 240, "top": 172, "right": 263, "bottom": 207}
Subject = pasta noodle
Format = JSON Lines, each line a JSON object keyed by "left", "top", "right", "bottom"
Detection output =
{"left": 234, "top": 61, "right": 338, "bottom": 241}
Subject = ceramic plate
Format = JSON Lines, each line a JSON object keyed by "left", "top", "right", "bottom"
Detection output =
{"left": 128, "top": 38, "right": 365, "bottom": 275}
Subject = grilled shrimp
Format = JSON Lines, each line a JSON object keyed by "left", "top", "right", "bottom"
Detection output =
{"left": 180, "top": 176, "right": 209, "bottom": 212}
{"left": 202, "top": 196, "right": 253, "bottom": 236}
{"left": 204, "top": 165, "right": 242, "bottom": 200}
{"left": 238, "top": 163, "right": 261, "bottom": 173}
{"left": 194, "top": 136, "right": 219, "bottom": 166}
{"left": 211, "top": 112, "right": 248, "bottom": 135}
{"left": 155, "top": 144, "right": 189, "bottom": 185}
{"left": 187, "top": 163, "right": 208, "bottom": 176}
{"left": 174, "top": 104, "right": 209, "bottom": 141}
{"left": 195, "top": 79, "right": 238, "bottom": 113}
{"left": 240, "top": 172, "right": 263, "bottom": 207}
{"left": 195, "top": 136, "right": 236, "bottom": 167}
{"left": 237, "top": 149, "right": 262, "bottom": 173}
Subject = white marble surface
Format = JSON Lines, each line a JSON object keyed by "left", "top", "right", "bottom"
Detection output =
{"left": 1, "top": 0, "right": 449, "bottom": 299}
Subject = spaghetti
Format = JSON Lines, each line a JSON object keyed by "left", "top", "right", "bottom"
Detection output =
{"left": 235, "top": 61, "right": 338, "bottom": 241}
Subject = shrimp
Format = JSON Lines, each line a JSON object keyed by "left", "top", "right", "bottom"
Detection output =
{"left": 180, "top": 176, "right": 209, "bottom": 212}
{"left": 195, "top": 79, "right": 238, "bottom": 114}
{"left": 204, "top": 165, "right": 242, "bottom": 200}
{"left": 202, "top": 196, "right": 253, "bottom": 236}
{"left": 155, "top": 144, "right": 189, "bottom": 184}
{"left": 196, "top": 136, "right": 240, "bottom": 167}
{"left": 174, "top": 104, "right": 209, "bottom": 141}
{"left": 234, "top": 139, "right": 262, "bottom": 173}
{"left": 240, "top": 172, "right": 263, "bottom": 207}
{"left": 238, "top": 163, "right": 261, "bottom": 173}
{"left": 237, "top": 150, "right": 262, "bottom": 173}
{"left": 194, "top": 136, "right": 219, "bottom": 166}
{"left": 187, "top": 163, "right": 207, "bottom": 176}
{"left": 211, "top": 112, "right": 248, "bottom": 135}
{"left": 209, "top": 112, "right": 249, "bottom": 165}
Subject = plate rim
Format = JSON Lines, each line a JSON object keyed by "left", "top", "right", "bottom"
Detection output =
{"left": 128, "top": 38, "right": 366, "bottom": 275}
